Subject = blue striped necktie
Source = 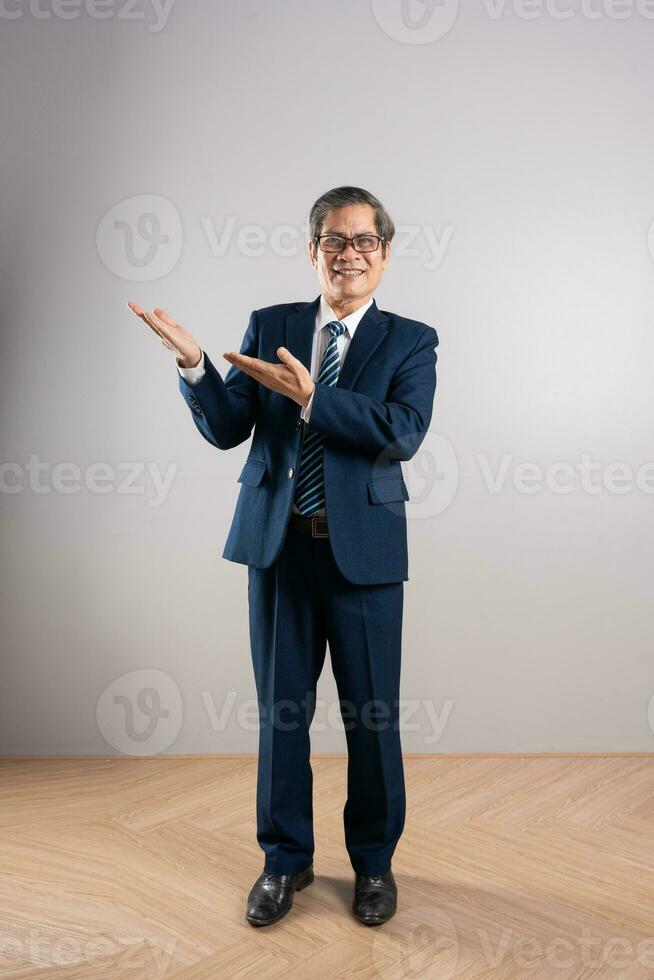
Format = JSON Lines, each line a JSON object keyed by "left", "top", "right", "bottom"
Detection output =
{"left": 293, "top": 320, "right": 347, "bottom": 516}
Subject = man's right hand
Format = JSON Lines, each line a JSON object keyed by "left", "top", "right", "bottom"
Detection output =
{"left": 127, "top": 302, "right": 202, "bottom": 368}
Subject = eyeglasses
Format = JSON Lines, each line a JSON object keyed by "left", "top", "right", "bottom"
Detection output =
{"left": 315, "top": 234, "right": 386, "bottom": 253}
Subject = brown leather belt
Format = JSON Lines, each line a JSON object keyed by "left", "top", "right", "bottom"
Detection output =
{"left": 288, "top": 513, "right": 329, "bottom": 538}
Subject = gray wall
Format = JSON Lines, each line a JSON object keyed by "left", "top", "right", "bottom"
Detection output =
{"left": 2, "top": 0, "right": 653, "bottom": 754}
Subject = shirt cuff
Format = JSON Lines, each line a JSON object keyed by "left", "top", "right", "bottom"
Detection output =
{"left": 301, "top": 385, "right": 315, "bottom": 423}
{"left": 177, "top": 350, "right": 205, "bottom": 384}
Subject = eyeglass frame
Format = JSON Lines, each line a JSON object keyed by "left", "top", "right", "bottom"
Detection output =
{"left": 314, "top": 233, "right": 387, "bottom": 253}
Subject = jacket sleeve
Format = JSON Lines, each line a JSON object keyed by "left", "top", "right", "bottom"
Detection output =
{"left": 307, "top": 325, "right": 438, "bottom": 461}
{"left": 177, "top": 309, "right": 259, "bottom": 450}
{"left": 177, "top": 349, "right": 206, "bottom": 384}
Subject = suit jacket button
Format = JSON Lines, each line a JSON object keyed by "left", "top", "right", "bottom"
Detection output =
{"left": 288, "top": 467, "right": 294, "bottom": 479}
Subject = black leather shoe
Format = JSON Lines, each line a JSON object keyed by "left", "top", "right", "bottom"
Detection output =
{"left": 245, "top": 862, "right": 314, "bottom": 927}
{"left": 352, "top": 868, "right": 397, "bottom": 925}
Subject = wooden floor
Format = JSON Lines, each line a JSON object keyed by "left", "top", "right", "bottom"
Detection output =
{"left": 1, "top": 756, "right": 654, "bottom": 979}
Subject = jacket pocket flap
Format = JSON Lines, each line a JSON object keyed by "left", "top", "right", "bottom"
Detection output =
{"left": 367, "top": 476, "right": 409, "bottom": 504}
{"left": 237, "top": 458, "right": 268, "bottom": 487}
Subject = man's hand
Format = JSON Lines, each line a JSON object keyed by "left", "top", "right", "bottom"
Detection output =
{"left": 127, "top": 302, "right": 202, "bottom": 368}
{"left": 224, "top": 347, "right": 315, "bottom": 409}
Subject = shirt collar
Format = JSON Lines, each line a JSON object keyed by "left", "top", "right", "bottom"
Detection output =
{"left": 316, "top": 295, "right": 374, "bottom": 337}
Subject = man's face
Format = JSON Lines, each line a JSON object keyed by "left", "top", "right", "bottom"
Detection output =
{"left": 308, "top": 203, "right": 391, "bottom": 310}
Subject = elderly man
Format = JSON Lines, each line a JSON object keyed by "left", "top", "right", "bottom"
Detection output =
{"left": 128, "top": 185, "right": 439, "bottom": 927}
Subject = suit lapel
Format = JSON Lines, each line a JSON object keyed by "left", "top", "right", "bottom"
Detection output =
{"left": 336, "top": 299, "right": 389, "bottom": 390}
{"left": 285, "top": 295, "right": 320, "bottom": 374}
{"left": 285, "top": 295, "right": 389, "bottom": 392}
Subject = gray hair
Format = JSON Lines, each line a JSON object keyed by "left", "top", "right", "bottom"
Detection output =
{"left": 309, "top": 186, "right": 395, "bottom": 256}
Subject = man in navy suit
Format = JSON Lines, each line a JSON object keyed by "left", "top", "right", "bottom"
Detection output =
{"left": 128, "top": 186, "right": 439, "bottom": 927}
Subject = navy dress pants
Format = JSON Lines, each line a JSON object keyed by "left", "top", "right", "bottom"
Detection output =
{"left": 247, "top": 523, "right": 405, "bottom": 876}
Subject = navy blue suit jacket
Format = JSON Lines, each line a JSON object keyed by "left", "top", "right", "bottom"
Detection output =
{"left": 178, "top": 295, "right": 439, "bottom": 585}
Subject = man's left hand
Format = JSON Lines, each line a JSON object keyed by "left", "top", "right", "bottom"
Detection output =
{"left": 223, "top": 347, "right": 315, "bottom": 409}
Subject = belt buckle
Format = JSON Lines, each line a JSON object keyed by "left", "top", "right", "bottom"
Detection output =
{"left": 311, "top": 516, "right": 328, "bottom": 538}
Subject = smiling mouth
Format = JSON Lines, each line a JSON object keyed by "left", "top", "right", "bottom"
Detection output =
{"left": 334, "top": 269, "right": 365, "bottom": 278}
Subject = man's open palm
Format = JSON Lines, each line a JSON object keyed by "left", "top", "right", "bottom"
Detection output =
{"left": 129, "top": 300, "right": 314, "bottom": 407}
{"left": 127, "top": 302, "right": 202, "bottom": 368}
{"left": 223, "top": 348, "right": 314, "bottom": 408}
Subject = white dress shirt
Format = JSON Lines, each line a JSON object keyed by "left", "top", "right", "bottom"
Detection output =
{"left": 178, "top": 295, "right": 375, "bottom": 516}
